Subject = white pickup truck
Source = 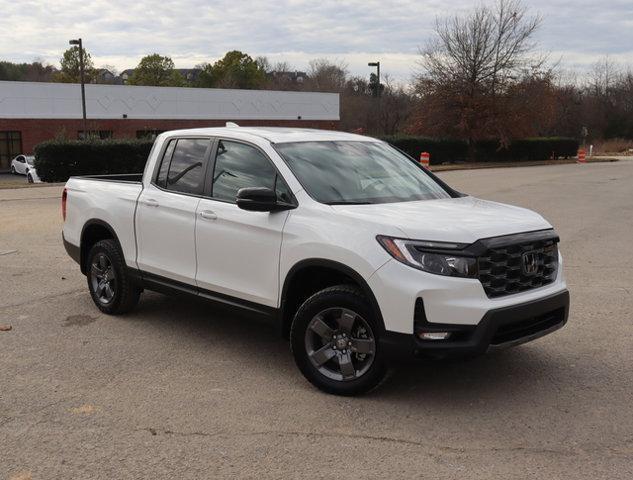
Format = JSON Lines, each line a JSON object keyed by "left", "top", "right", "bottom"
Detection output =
{"left": 62, "top": 126, "right": 569, "bottom": 395}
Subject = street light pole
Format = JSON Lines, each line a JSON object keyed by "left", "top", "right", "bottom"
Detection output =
{"left": 69, "top": 38, "right": 87, "bottom": 135}
{"left": 368, "top": 61, "right": 380, "bottom": 97}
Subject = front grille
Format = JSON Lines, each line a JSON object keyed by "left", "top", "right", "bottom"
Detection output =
{"left": 478, "top": 237, "right": 558, "bottom": 298}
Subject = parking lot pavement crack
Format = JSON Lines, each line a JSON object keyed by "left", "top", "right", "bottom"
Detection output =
{"left": 0, "top": 397, "right": 73, "bottom": 430}
{"left": 138, "top": 427, "right": 224, "bottom": 438}
{"left": 136, "top": 428, "right": 632, "bottom": 458}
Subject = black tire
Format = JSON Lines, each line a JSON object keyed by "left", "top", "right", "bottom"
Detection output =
{"left": 10, "top": 166, "right": 16, "bottom": 174}
{"left": 86, "top": 239, "right": 141, "bottom": 314}
{"left": 290, "top": 284, "right": 388, "bottom": 396}
{"left": 27, "top": 173, "right": 33, "bottom": 183}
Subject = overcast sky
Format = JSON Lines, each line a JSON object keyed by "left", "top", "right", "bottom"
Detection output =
{"left": 1, "top": 0, "right": 632, "bottom": 83}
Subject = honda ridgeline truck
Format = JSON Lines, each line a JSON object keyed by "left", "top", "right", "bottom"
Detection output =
{"left": 62, "top": 126, "right": 569, "bottom": 395}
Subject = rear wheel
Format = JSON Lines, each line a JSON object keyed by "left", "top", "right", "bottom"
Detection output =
{"left": 11, "top": 165, "right": 16, "bottom": 174}
{"left": 86, "top": 239, "right": 141, "bottom": 314}
{"left": 291, "top": 285, "right": 387, "bottom": 396}
{"left": 27, "top": 173, "right": 33, "bottom": 183}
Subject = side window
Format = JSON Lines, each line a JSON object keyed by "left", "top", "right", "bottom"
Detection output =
{"left": 164, "top": 139, "right": 209, "bottom": 195}
{"left": 212, "top": 140, "right": 291, "bottom": 203}
{"left": 155, "top": 139, "right": 176, "bottom": 188}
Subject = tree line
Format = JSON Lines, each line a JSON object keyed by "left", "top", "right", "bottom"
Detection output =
{"left": 1, "top": 0, "right": 632, "bottom": 147}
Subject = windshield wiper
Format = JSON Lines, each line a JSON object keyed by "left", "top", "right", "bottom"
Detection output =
{"left": 325, "top": 201, "right": 373, "bottom": 205}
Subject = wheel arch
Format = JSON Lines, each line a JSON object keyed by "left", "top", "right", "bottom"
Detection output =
{"left": 80, "top": 219, "right": 125, "bottom": 275}
{"left": 280, "top": 259, "right": 385, "bottom": 339}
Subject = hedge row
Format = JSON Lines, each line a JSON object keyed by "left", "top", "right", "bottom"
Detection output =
{"left": 380, "top": 136, "right": 579, "bottom": 165}
{"left": 33, "top": 135, "right": 580, "bottom": 183}
{"left": 34, "top": 139, "right": 153, "bottom": 182}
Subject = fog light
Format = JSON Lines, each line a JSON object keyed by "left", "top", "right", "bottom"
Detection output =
{"left": 418, "top": 331, "right": 452, "bottom": 341}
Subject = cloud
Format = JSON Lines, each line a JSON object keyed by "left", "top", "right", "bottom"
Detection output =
{"left": 0, "top": 0, "right": 631, "bottom": 83}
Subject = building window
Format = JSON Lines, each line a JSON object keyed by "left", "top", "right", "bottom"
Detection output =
{"left": 0, "top": 131, "right": 22, "bottom": 172}
{"left": 78, "top": 130, "right": 113, "bottom": 140}
{"left": 136, "top": 130, "right": 165, "bottom": 140}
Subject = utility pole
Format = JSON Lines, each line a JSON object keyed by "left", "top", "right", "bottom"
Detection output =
{"left": 368, "top": 61, "right": 381, "bottom": 132}
{"left": 69, "top": 38, "right": 87, "bottom": 135}
{"left": 368, "top": 61, "right": 381, "bottom": 97}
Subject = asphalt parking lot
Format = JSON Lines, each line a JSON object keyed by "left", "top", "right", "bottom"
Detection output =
{"left": 1, "top": 161, "right": 632, "bottom": 479}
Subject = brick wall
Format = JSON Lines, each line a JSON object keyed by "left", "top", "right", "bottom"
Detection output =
{"left": 0, "top": 118, "right": 339, "bottom": 155}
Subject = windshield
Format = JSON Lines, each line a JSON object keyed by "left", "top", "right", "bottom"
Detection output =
{"left": 275, "top": 141, "right": 451, "bottom": 204}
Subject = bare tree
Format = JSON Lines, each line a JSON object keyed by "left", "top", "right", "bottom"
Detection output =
{"left": 306, "top": 59, "right": 348, "bottom": 92}
{"left": 413, "top": 0, "right": 544, "bottom": 158}
{"left": 377, "top": 76, "right": 413, "bottom": 135}
{"left": 588, "top": 56, "right": 619, "bottom": 98}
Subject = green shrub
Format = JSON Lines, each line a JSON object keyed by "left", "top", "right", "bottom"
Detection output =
{"left": 379, "top": 136, "right": 579, "bottom": 164}
{"left": 379, "top": 136, "right": 468, "bottom": 164}
{"left": 505, "top": 138, "right": 579, "bottom": 161}
{"left": 34, "top": 139, "right": 153, "bottom": 182}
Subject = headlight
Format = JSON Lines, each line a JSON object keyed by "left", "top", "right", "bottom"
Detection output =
{"left": 376, "top": 235, "right": 478, "bottom": 278}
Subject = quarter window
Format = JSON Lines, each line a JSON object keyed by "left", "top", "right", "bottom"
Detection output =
{"left": 211, "top": 140, "right": 291, "bottom": 203}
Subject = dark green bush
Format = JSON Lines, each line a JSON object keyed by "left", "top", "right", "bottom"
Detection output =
{"left": 34, "top": 139, "right": 153, "bottom": 182}
{"left": 505, "top": 138, "right": 579, "bottom": 161}
{"left": 379, "top": 136, "right": 579, "bottom": 164}
{"left": 379, "top": 136, "right": 468, "bottom": 164}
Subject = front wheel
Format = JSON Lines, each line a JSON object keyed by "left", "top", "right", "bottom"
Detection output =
{"left": 290, "top": 285, "right": 387, "bottom": 396}
{"left": 86, "top": 239, "right": 141, "bottom": 314}
{"left": 11, "top": 166, "right": 16, "bottom": 174}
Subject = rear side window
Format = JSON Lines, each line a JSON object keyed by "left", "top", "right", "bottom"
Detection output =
{"left": 156, "top": 138, "right": 210, "bottom": 195}
{"left": 211, "top": 140, "right": 291, "bottom": 203}
{"left": 156, "top": 140, "right": 176, "bottom": 188}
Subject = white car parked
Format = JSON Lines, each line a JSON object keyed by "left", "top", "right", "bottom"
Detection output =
{"left": 10, "top": 155, "right": 41, "bottom": 183}
{"left": 62, "top": 126, "right": 569, "bottom": 395}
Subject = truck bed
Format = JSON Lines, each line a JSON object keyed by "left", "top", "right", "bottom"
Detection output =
{"left": 63, "top": 175, "right": 144, "bottom": 270}
{"left": 73, "top": 173, "right": 144, "bottom": 183}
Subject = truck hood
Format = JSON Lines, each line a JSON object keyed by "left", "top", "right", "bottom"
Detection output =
{"left": 330, "top": 196, "right": 552, "bottom": 244}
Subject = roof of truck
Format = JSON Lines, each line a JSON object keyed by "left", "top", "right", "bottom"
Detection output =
{"left": 159, "top": 126, "right": 376, "bottom": 144}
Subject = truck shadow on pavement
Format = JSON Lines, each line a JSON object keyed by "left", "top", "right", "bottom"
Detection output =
{"left": 124, "top": 291, "right": 574, "bottom": 404}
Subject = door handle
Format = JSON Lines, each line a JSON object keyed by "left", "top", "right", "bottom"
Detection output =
{"left": 144, "top": 199, "right": 159, "bottom": 207}
{"left": 199, "top": 210, "right": 217, "bottom": 220}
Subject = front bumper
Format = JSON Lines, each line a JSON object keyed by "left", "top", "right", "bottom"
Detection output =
{"left": 379, "top": 289, "right": 570, "bottom": 360}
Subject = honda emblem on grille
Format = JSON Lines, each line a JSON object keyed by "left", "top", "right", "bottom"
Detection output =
{"left": 521, "top": 251, "right": 538, "bottom": 275}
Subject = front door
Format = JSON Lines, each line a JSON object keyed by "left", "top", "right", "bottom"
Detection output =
{"left": 135, "top": 137, "right": 212, "bottom": 284}
{"left": 14, "top": 156, "right": 27, "bottom": 174}
{"left": 195, "top": 139, "right": 294, "bottom": 307}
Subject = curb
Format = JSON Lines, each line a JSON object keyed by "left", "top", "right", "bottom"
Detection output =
{"left": 0, "top": 182, "right": 66, "bottom": 190}
{"left": 430, "top": 157, "right": 619, "bottom": 172}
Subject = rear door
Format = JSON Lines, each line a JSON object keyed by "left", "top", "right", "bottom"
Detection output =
{"left": 135, "top": 137, "right": 212, "bottom": 284}
{"left": 195, "top": 139, "right": 295, "bottom": 307}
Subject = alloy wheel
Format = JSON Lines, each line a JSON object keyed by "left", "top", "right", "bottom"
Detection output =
{"left": 90, "top": 253, "right": 116, "bottom": 304}
{"left": 304, "top": 307, "right": 376, "bottom": 382}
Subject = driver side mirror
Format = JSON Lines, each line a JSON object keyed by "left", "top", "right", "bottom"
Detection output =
{"left": 236, "top": 187, "right": 295, "bottom": 212}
